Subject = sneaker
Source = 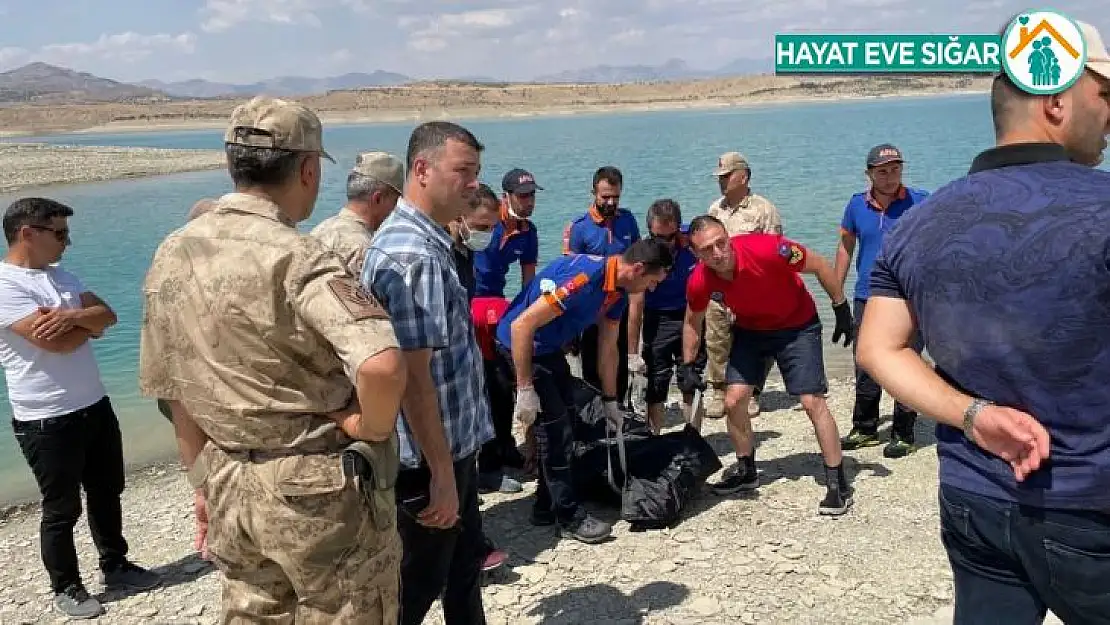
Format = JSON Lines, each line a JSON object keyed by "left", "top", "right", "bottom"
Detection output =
{"left": 481, "top": 548, "right": 508, "bottom": 572}
{"left": 103, "top": 561, "right": 161, "bottom": 592}
{"left": 478, "top": 472, "right": 523, "bottom": 494}
{"left": 747, "top": 396, "right": 761, "bottom": 418}
{"left": 702, "top": 387, "right": 725, "bottom": 419}
{"left": 841, "top": 427, "right": 881, "bottom": 450}
{"left": 818, "top": 487, "right": 855, "bottom": 516}
{"left": 710, "top": 460, "right": 759, "bottom": 495}
{"left": 559, "top": 514, "right": 612, "bottom": 544}
{"left": 883, "top": 434, "right": 916, "bottom": 459}
{"left": 530, "top": 507, "right": 556, "bottom": 527}
{"left": 54, "top": 584, "right": 102, "bottom": 619}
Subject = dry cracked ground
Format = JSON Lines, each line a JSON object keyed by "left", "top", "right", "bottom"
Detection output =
{"left": 0, "top": 379, "right": 1064, "bottom": 624}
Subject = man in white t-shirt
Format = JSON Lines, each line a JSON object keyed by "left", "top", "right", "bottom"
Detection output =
{"left": 0, "top": 197, "right": 159, "bottom": 620}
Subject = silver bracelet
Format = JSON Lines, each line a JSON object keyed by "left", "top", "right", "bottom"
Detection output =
{"left": 962, "top": 398, "right": 994, "bottom": 440}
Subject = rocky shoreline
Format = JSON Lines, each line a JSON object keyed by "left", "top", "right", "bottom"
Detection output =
{"left": 0, "top": 143, "right": 226, "bottom": 194}
{"left": 0, "top": 379, "right": 1061, "bottom": 624}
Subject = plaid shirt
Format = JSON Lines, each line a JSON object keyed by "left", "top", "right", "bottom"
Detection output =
{"left": 361, "top": 198, "right": 494, "bottom": 468}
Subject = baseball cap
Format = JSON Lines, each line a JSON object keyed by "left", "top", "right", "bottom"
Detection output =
{"left": 224, "top": 96, "right": 334, "bottom": 163}
{"left": 501, "top": 168, "right": 543, "bottom": 194}
{"left": 713, "top": 152, "right": 749, "bottom": 176}
{"left": 866, "top": 144, "right": 904, "bottom": 168}
{"left": 1081, "top": 21, "right": 1110, "bottom": 81}
{"left": 352, "top": 151, "right": 404, "bottom": 194}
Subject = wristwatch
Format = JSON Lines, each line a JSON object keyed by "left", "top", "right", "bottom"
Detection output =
{"left": 962, "top": 398, "right": 994, "bottom": 440}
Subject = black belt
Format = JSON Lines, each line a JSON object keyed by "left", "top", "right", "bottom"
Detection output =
{"left": 11, "top": 396, "right": 108, "bottom": 431}
{"left": 220, "top": 447, "right": 340, "bottom": 463}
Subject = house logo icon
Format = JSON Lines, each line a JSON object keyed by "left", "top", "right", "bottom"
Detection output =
{"left": 1001, "top": 10, "right": 1087, "bottom": 95}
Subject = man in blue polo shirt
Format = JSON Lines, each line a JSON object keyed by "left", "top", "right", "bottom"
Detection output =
{"left": 857, "top": 22, "right": 1110, "bottom": 624}
{"left": 473, "top": 168, "right": 540, "bottom": 297}
{"left": 496, "top": 238, "right": 672, "bottom": 545}
{"left": 836, "top": 144, "right": 929, "bottom": 458}
{"left": 562, "top": 166, "right": 642, "bottom": 410}
{"left": 626, "top": 199, "right": 705, "bottom": 433}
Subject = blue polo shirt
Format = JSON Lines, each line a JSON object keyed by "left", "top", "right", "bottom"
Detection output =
{"left": 870, "top": 142, "right": 1110, "bottom": 511}
{"left": 840, "top": 186, "right": 928, "bottom": 301}
{"left": 644, "top": 231, "right": 697, "bottom": 312}
{"left": 496, "top": 254, "right": 628, "bottom": 357}
{"left": 473, "top": 212, "right": 538, "bottom": 298}
{"left": 563, "top": 206, "right": 641, "bottom": 256}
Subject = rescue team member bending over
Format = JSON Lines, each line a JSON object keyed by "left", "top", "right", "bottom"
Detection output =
{"left": 496, "top": 239, "right": 673, "bottom": 544}
{"left": 563, "top": 166, "right": 642, "bottom": 409}
{"left": 472, "top": 168, "right": 541, "bottom": 298}
{"left": 677, "top": 216, "right": 856, "bottom": 515}
{"left": 627, "top": 199, "right": 705, "bottom": 434}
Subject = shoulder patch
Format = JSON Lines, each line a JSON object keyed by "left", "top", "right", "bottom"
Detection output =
{"left": 327, "top": 277, "right": 389, "bottom": 321}
{"left": 563, "top": 272, "right": 591, "bottom": 294}
{"left": 778, "top": 242, "right": 804, "bottom": 266}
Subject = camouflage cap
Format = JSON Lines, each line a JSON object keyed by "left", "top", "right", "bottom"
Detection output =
{"left": 713, "top": 152, "right": 750, "bottom": 176}
{"left": 224, "top": 96, "right": 335, "bottom": 163}
{"left": 352, "top": 151, "right": 404, "bottom": 194}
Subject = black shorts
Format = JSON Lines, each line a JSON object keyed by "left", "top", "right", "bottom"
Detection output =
{"left": 726, "top": 315, "right": 828, "bottom": 396}
{"left": 641, "top": 308, "right": 707, "bottom": 404}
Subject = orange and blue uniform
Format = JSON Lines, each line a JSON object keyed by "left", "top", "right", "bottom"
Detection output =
{"left": 562, "top": 205, "right": 640, "bottom": 256}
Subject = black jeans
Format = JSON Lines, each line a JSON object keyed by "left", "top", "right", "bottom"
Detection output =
{"left": 477, "top": 353, "right": 517, "bottom": 475}
{"left": 939, "top": 484, "right": 1110, "bottom": 625}
{"left": 580, "top": 309, "right": 629, "bottom": 403}
{"left": 12, "top": 396, "right": 129, "bottom": 593}
{"left": 527, "top": 351, "right": 583, "bottom": 524}
{"left": 852, "top": 299, "right": 921, "bottom": 437}
{"left": 396, "top": 453, "right": 486, "bottom": 625}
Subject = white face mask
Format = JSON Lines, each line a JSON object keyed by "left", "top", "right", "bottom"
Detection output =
{"left": 463, "top": 225, "right": 493, "bottom": 251}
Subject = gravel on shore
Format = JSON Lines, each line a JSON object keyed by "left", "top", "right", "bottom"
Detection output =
{"left": 0, "top": 378, "right": 1063, "bottom": 624}
{"left": 0, "top": 143, "right": 226, "bottom": 194}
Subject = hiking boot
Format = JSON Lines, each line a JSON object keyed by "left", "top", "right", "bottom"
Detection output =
{"left": 530, "top": 506, "right": 556, "bottom": 527}
{"left": 883, "top": 433, "right": 916, "bottom": 459}
{"left": 710, "top": 458, "right": 759, "bottom": 495}
{"left": 841, "top": 427, "right": 880, "bottom": 450}
{"left": 103, "top": 560, "right": 161, "bottom": 592}
{"left": 54, "top": 584, "right": 102, "bottom": 619}
{"left": 559, "top": 514, "right": 612, "bottom": 545}
{"left": 478, "top": 472, "right": 523, "bottom": 494}
{"left": 702, "top": 387, "right": 725, "bottom": 419}
{"left": 818, "top": 486, "right": 855, "bottom": 516}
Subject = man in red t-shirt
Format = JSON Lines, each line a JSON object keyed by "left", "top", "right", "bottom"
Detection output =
{"left": 677, "top": 215, "right": 856, "bottom": 516}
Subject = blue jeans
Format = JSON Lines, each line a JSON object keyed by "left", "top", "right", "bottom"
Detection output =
{"left": 939, "top": 484, "right": 1110, "bottom": 624}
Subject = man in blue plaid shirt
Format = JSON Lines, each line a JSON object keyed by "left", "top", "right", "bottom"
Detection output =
{"left": 361, "top": 121, "right": 494, "bottom": 625}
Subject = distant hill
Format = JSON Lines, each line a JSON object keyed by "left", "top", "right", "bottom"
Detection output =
{"left": 139, "top": 70, "right": 412, "bottom": 98}
{"left": 535, "top": 58, "right": 714, "bottom": 84}
{"left": 0, "top": 62, "right": 167, "bottom": 103}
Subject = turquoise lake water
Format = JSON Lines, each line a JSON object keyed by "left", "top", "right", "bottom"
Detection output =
{"left": 0, "top": 94, "right": 1003, "bottom": 503}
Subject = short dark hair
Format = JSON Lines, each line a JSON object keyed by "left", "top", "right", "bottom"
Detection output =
{"left": 226, "top": 144, "right": 303, "bottom": 187}
{"left": 406, "top": 121, "right": 484, "bottom": 171}
{"left": 592, "top": 166, "right": 623, "bottom": 190}
{"left": 3, "top": 197, "right": 74, "bottom": 244}
{"left": 474, "top": 183, "right": 499, "bottom": 210}
{"left": 647, "top": 199, "right": 682, "bottom": 228}
{"left": 989, "top": 73, "right": 1036, "bottom": 138}
{"left": 621, "top": 238, "right": 675, "bottom": 273}
{"left": 687, "top": 214, "right": 726, "bottom": 238}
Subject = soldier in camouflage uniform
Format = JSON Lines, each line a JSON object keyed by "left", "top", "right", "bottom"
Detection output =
{"left": 139, "top": 96, "right": 407, "bottom": 624}
{"left": 310, "top": 151, "right": 404, "bottom": 275}
{"left": 704, "top": 152, "right": 785, "bottom": 419}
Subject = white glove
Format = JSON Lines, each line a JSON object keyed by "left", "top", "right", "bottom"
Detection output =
{"left": 627, "top": 353, "right": 646, "bottom": 375}
{"left": 514, "top": 387, "right": 541, "bottom": 426}
{"left": 603, "top": 399, "right": 624, "bottom": 432}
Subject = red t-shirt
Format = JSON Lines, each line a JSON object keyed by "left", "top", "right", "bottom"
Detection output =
{"left": 686, "top": 233, "right": 818, "bottom": 331}
{"left": 471, "top": 296, "right": 511, "bottom": 360}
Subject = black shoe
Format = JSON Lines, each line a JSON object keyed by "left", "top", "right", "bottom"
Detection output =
{"left": 841, "top": 427, "right": 880, "bottom": 450}
{"left": 560, "top": 514, "right": 612, "bottom": 544}
{"left": 710, "top": 460, "right": 759, "bottom": 495}
{"left": 530, "top": 507, "right": 556, "bottom": 526}
{"left": 103, "top": 560, "right": 161, "bottom": 592}
{"left": 53, "top": 584, "right": 102, "bottom": 619}
{"left": 819, "top": 486, "right": 855, "bottom": 516}
{"left": 883, "top": 433, "right": 916, "bottom": 459}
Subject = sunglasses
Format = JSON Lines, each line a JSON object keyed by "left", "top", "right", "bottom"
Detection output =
{"left": 29, "top": 225, "right": 69, "bottom": 242}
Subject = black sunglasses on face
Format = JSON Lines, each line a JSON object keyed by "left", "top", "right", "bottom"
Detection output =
{"left": 29, "top": 225, "right": 69, "bottom": 242}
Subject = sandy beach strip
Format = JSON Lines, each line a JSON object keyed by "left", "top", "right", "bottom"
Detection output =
{"left": 0, "top": 143, "right": 226, "bottom": 194}
{"left": 0, "top": 378, "right": 1065, "bottom": 624}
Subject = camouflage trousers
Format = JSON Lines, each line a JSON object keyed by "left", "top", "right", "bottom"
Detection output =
{"left": 199, "top": 444, "right": 401, "bottom": 624}
{"left": 704, "top": 300, "right": 733, "bottom": 387}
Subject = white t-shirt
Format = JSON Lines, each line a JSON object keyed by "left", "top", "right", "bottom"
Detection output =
{"left": 0, "top": 262, "right": 107, "bottom": 421}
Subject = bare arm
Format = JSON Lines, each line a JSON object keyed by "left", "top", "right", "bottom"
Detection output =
{"left": 682, "top": 306, "right": 706, "bottom": 364}
{"left": 331, "top": 348, "right": 407, "bottom": 442}
{"left": 167, "top": 400, "right": 210, "bottom": 471}
{"left": 802, "top": 249, "right": 847, "bottom": 304}
{"left": 510, "top": 299, "right": 562, "bottom": 388}
{"left": 10, "top": 313, "right": 92, "bottom": 353}
{"left": 399, "top": 349, "right": 453, "bottom": 476}
{"left": 74, "top": 291, "right": 118, "bottom": 334}
{"left": 834, "top": 232, "right": 857, "bottom": 293}
{"left": 597, "top": 317, "right": 620, "bottom": 398}
{"left": 626, "top": 293, "right": 645, "bottom": 354}
{"left": 521, "top": 264, "right": 536, "bottom": 287}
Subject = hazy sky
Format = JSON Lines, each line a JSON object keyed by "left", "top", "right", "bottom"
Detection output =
{"left": 0, "top": 0, "right": 1106, "bottom": 83}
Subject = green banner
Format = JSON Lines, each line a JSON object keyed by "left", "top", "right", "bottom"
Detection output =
{"left": 774, "top": 34, "right": 1003, "bottom": 74}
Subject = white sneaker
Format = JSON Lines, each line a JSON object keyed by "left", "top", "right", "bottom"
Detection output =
{"left": 702, "top": 387, "right": 725, "bottom": 419}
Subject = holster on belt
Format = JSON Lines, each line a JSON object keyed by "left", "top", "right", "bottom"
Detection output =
{"left": 342, "top": 432, "right": 400, "bottom": 531}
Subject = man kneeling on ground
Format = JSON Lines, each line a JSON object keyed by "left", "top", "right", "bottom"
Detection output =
{"left": 495, "top": 239, "right": 673, "bottom": 544}
{"left": 677, "top": 215, "right": 856, "bottom": 515}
